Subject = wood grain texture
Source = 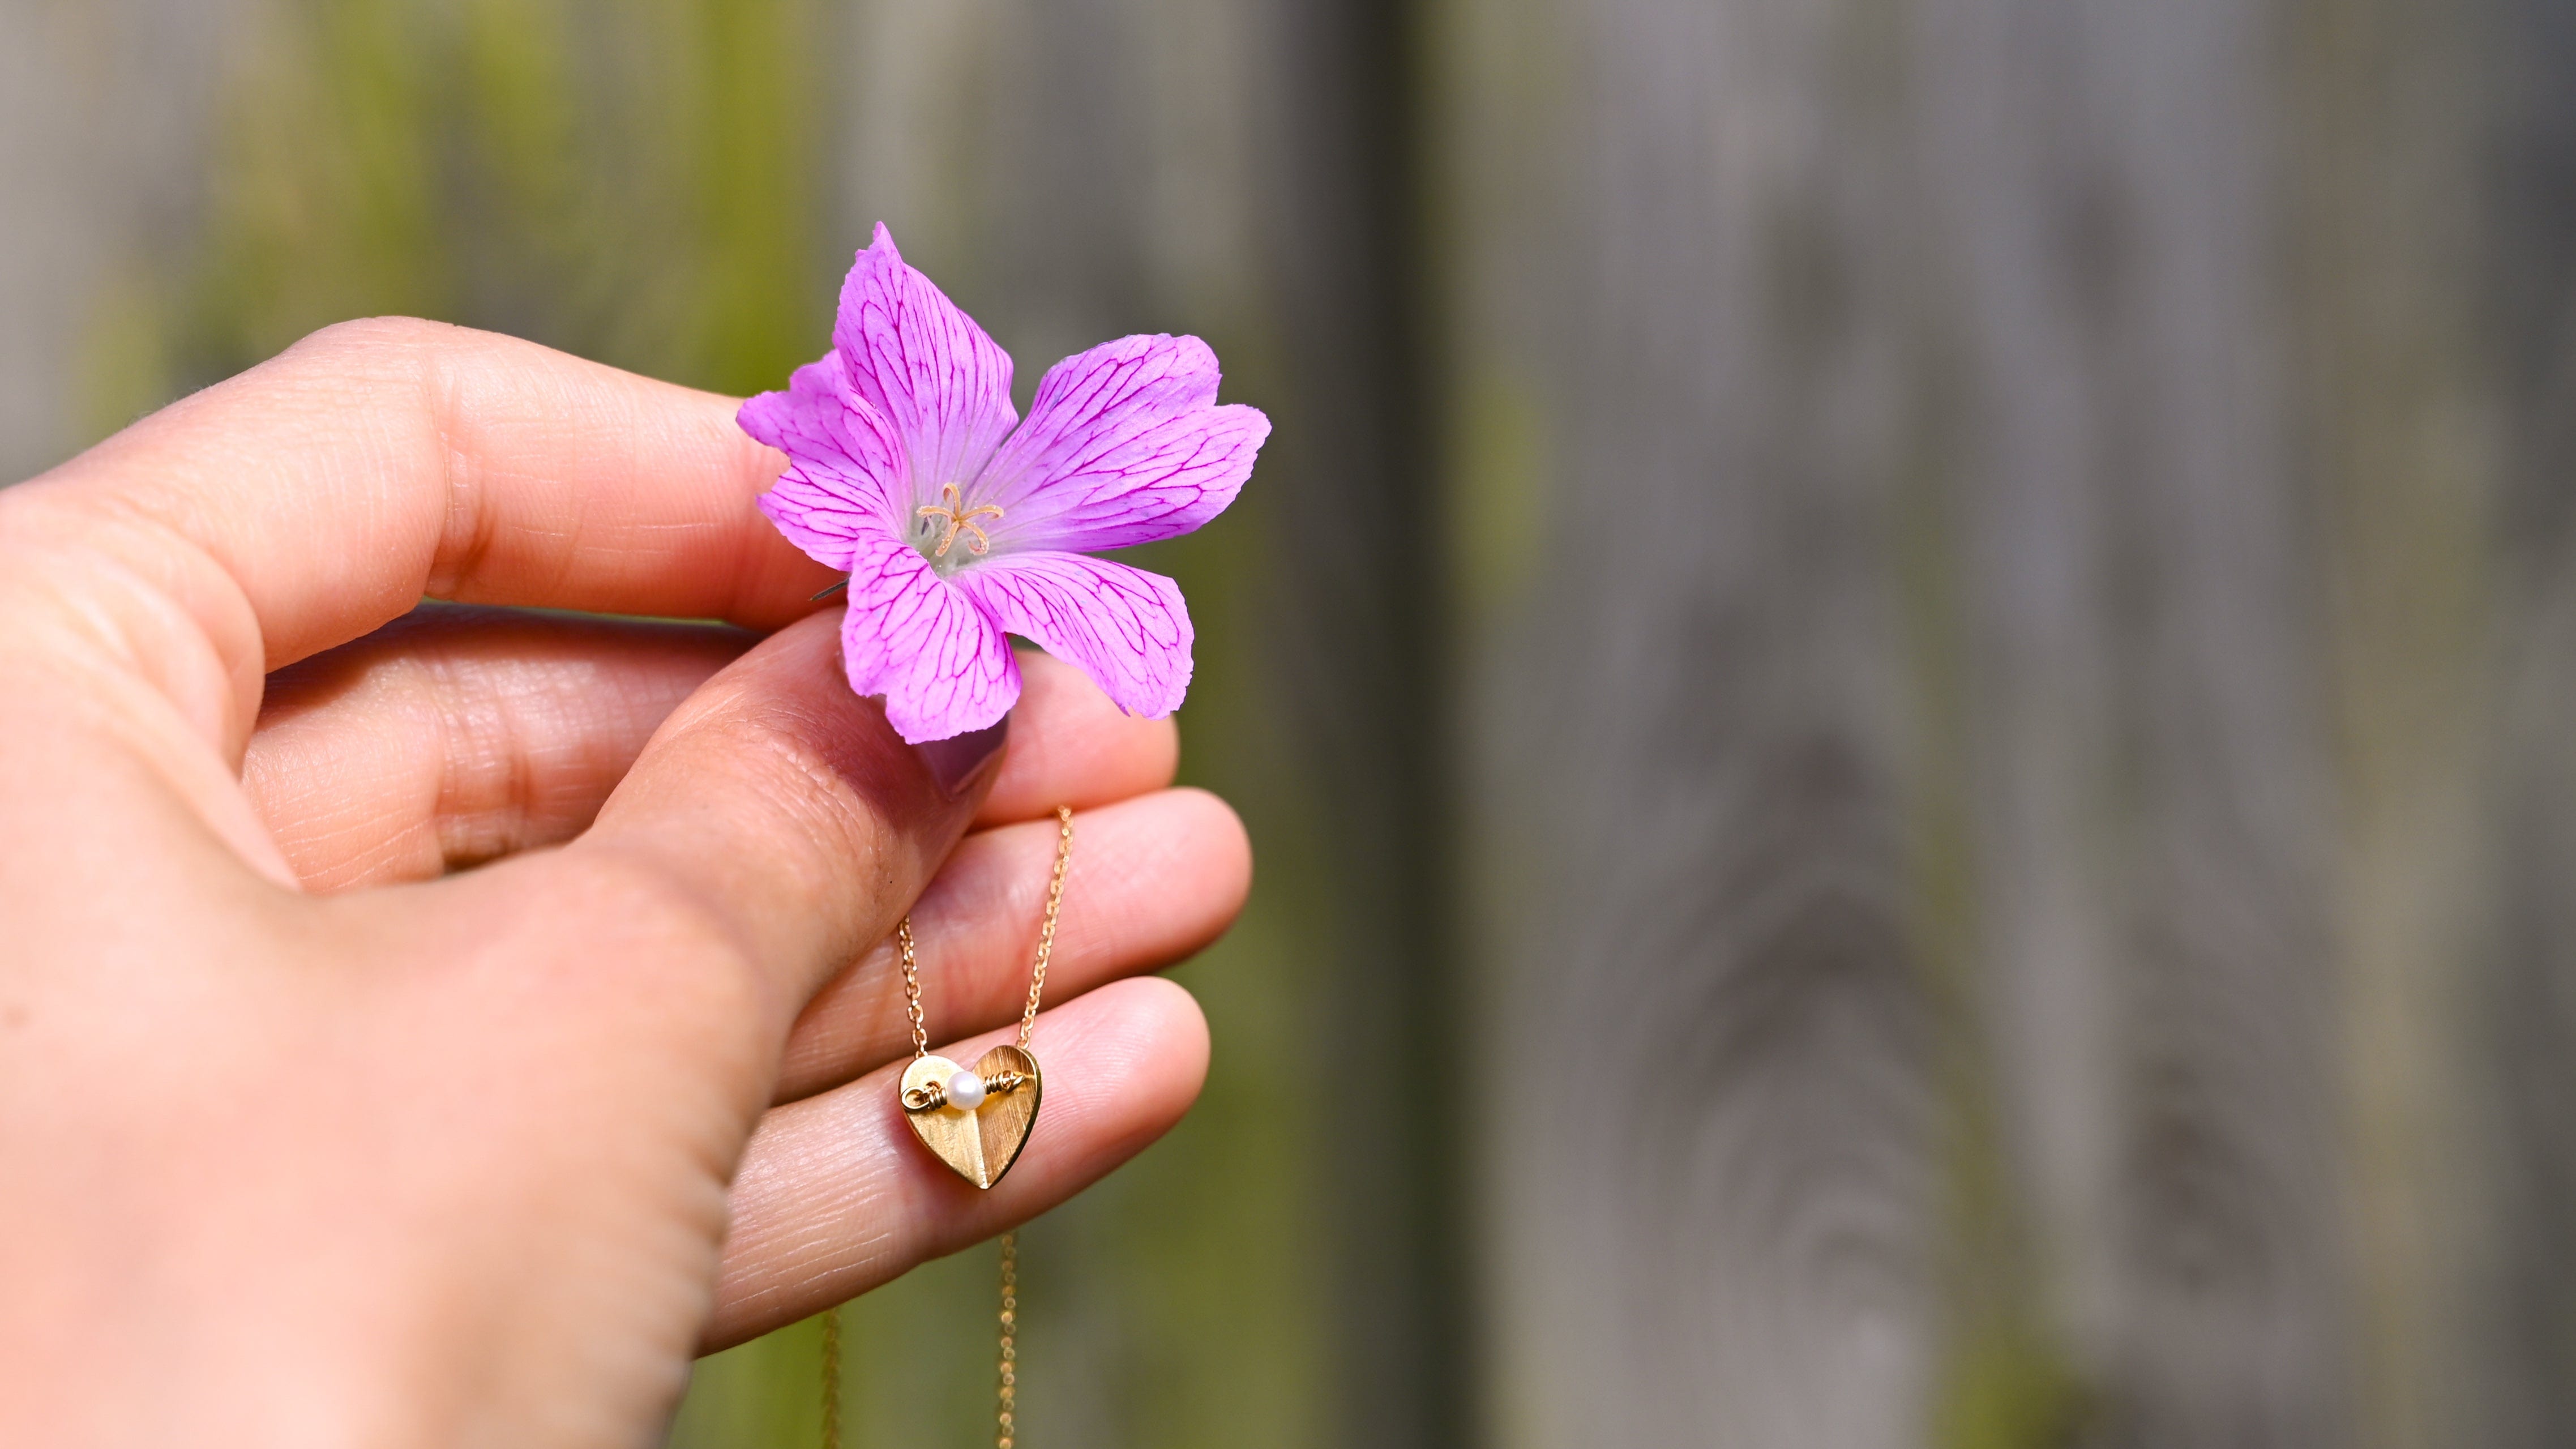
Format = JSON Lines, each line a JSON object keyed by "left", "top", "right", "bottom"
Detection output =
{"left": 12, "top": 0, "right": 2576, "bottom": 1445}
{"left": 2467, "top": 5, "right": 2576, "bottom": 1442}
{"left": 1931, "top": 2, "right": 2354, "bottom": 1443}
{"left": 1432, "top": 0, "right": 2528, "bottom": 1444}
{"left": 1440, "top": 1, "right": 1944, "bottom": 1444}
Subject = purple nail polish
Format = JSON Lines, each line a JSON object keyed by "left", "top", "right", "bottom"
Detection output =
{"left": 920, "top": 715, "right": 1009, "bottom": 797}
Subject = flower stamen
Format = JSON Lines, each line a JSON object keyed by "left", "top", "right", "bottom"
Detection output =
{"left": 917, "top": 482, "right": 1006, "bottom": 558}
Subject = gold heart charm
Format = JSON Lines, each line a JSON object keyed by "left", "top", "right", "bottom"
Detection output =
{"left": 898, "top": 1045, "right": 1042, "bottom": 1189}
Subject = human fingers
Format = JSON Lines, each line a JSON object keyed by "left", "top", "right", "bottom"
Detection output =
{"left": 703, "top": 977, "right": 1209, "bottom": 1349}
{"left": 971, "top": 649, "right": 1178, "bottom": 828}
{"left": 245, "top": 629, "right": 1177, "bottom": 894}
{"left": 242, "top": 607, "right": 754, "bottom": 891}
{"left": 565, "top": 611, "right": 999, "bottom": 1039}
{"left": 774, "top": 788, "right": 1247, "bottom": 1102}
{"left": 11, "top": 319, "right": 833, "bottom": 755}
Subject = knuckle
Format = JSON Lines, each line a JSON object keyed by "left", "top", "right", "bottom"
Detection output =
{"left": 288, "top": 314, "right": 460, "bottom": 363}
{"left": 525, "top": 848, "right": 768, "bottom": 1018}
{"left": 690, "top": 711, "right": 904, "bottom": 868}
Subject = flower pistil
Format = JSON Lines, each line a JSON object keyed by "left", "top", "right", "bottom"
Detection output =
{"left": 915, "top": 482, "right": 1005, "bottom": 561}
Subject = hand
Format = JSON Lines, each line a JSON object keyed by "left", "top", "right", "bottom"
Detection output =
{"left": 0, "top": 319, "right": 1250, "bottom": 1446}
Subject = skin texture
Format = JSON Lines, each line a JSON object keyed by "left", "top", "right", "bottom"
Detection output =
{"left": 0, "top": 319, "right": 1251, "bottom": 1447}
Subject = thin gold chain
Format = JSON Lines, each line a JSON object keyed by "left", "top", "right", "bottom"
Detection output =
{"left": 993, "top": 805, "right": 1067, "bottom": 1446}
{"left": 1019, "top": 806, "right": 1075, "bottom": 1050}
{"left": 996, "top": 1229, "right": 1021, "bottom": 1449}
{"left": 845, "top": 806, "right": 1072, "bottom": 1449}
{"left": 897, "top": 805, "right": 1071, "bottom": 1059}
{"left": 898, "top": 917, "right": 927, "bottom": 1059}
{"left": 819, "top": 1305, "right": 843, "bottom": 1449}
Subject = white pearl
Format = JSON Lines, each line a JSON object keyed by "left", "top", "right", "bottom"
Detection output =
{"left": 945, "top": 1069, "right": 987, "bottom": 1112}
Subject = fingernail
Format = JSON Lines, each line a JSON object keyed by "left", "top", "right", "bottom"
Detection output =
{"left": 921, "top": 715, "right": 1010, "bottom": 798}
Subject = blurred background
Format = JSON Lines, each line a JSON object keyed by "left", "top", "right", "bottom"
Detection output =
{"left": 10, "top": 0, "right": 2576, "bottom": 1445}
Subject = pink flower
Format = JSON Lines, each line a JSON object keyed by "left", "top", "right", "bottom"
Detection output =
{"left": 739, "top": 224, "right": 1269, "bottom": 743}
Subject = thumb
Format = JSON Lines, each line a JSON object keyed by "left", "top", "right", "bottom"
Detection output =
{"left": 566, "top": 610, "right": 1006, "bottom": 1036}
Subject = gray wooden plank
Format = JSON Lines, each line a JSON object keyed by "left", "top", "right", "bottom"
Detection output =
{"left": 1440, "top": 0, "right": 2375, "bottom": 1443}
{"left": 2464, "top": 5, "right": 2576, "bottom": 1440}
{"left": 1928, "top": 1, "right": 2355, "bottom": 1443}
{"left": 1440, "top": 0, "right": 1945, "bottom": 1443}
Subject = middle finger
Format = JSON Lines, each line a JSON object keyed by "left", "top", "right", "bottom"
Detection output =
{"left": 773, "top": 787, "right": 1251, "bottom": 1103}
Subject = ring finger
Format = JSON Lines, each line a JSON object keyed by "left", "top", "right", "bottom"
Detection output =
{"left": 706, "top": 976, "right": 1209, "bottom": 1349}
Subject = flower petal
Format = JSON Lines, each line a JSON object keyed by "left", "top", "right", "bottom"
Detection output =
{"left": 840, "top": 531, "right": 1021, "bottom": 743}
{"left": 740, "top": 349, "right": 906, "bottom": 569}
{"left": 975, "top": 334, "right": 1269, "bottom": 552}
{"left": 953, "top": 552, "right": 1192, "bottom": 719}
{"left": 833, "top": 224, "right": 1019, "bottom": 507}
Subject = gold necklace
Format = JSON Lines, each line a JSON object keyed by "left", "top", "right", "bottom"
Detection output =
{"left": 822, "top": 805, "right": 1075, "bottom": 1449}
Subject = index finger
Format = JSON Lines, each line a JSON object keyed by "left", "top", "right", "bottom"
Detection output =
{"left": 23, "top": 318, "right": 833, "bottom": 679}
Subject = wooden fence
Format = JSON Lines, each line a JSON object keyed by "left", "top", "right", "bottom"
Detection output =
{"left": 8, "top": 0, "right": 2575, "bottom": 1444}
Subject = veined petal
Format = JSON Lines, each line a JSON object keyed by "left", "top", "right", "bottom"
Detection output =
{"left": 840, "top": 530, "right": 1021, "bottom": 742}
{"left": 975, "top": 334, "right": 1269, "bottom": 552}
{"left": 954, "top": 552, "right": 1191, "bottom": 719}
{"left": 833, "top": 224, "right": 1018, "bottom": 507}
{"left": 740, "top": 349, "right": 906, "bottom": 569}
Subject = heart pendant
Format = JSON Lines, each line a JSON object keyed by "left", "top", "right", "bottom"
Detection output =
{"left": 898, "top": 1044, "right": 1042, "bottom": 1189}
